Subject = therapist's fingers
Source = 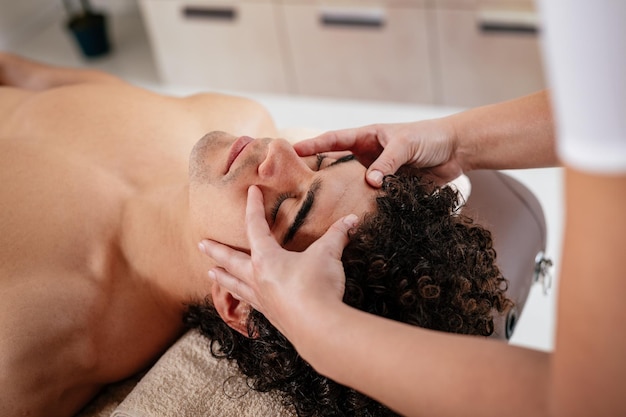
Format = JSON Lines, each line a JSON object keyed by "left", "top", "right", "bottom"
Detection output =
{"left": 365, "top": 138, "right": 415, "bottom": 187}
{"left": 309, "top": 213, "right": 358, "bottom": 259}
{"left": 294, "top": 129, "right": 356, "bottom": 156}
{"left": 285, "top": 213, "right": 358, "bottom": 305}
{"left": 245, "top": 185, "right": 283, "bottom": 258}
{"left": 294, "top": 126, "right": 382, "bottom": 158}
{"left": 199, "top": 239, "right": 253, "bottom": 283}
{"left": 245, "top": 184, "right": 356, "bottom": 301}
{"left": 245, "top": 184, "right": 356, "bottom": 264}
{"left": 199, "top": 239, "right": 261, "bottom": 308}
{"left": 208, "top": 267, "right": 260, "bottom": 311}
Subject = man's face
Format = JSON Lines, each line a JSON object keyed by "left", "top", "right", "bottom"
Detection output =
{"left": 188, "top": 131, "right": 377, "bottom": 251}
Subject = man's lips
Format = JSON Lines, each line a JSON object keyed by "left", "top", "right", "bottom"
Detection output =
{"left": 225, "top": 136, "right": 254, "bottom": 174}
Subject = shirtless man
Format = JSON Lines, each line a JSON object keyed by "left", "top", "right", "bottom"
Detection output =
{"left": 0, "top": 53, "right": 376, "bottom": 416}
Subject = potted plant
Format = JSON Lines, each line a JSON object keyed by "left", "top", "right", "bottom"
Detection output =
{"left": 63, "top": 0, "right": 112, "bottom": 58}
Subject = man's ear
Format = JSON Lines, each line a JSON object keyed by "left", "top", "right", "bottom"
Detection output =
{"left": 211, "top": 282, "right": 252, "bottom": 337}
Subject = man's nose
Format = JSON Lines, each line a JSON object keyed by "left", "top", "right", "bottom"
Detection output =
{"left": 257, "top": 139, "right": 311, "bottom": 183}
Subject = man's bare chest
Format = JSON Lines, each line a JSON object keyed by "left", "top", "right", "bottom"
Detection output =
{"left": 0, "top": 141, "right": 183, "bottom": 411}
{"left": 0, "top": 140, "right": 128, "bottom": 277}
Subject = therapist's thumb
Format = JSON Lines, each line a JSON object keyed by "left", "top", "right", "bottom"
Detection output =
{"left": 312, "top": 214, "right": 358, "bottom": 259}
{"left": 366, "top": 143, "right": 408, "bottom": 187}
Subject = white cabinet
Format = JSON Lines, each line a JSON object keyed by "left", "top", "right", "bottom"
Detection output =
{"left": 280, "top": 1, "right": 433, "bottom": 103}
{"left": 139, "top": 0, "right": 545, "bottom": 106}
{"left": 139, "top": 0, "right": 290, "bottom": 93}
{"left": 433, "top": 1, "right": 545, "bottom": 106}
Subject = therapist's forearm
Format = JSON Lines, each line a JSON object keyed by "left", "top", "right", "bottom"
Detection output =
{"left": 292, "top": 302, "right": 550, "bottom": 417}
{"left": 448, "top": 90, "right": 557, "bottom": 171}
{"left": 551, "top": 170, "right": 626, "bottom": 417}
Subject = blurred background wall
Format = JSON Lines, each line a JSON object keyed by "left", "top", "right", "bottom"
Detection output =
{"left": 1, "top": 0, "right": 545, "bottom": 107}
{"left": 137, "top": 0, "right": 545, "bottom": 106}
{"left": 0, "top": 0, "right": 59, "bottom": 50}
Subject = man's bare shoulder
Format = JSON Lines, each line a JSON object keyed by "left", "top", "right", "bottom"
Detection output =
{"left": 181, "top": 91, "right": 278, "bottom": 137}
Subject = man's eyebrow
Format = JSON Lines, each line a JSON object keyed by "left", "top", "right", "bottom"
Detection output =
{"left": 282, "top": 179, "right": 321, "bottom": 246}
{"left": 282, "top": 155, "right": 356, "bottom": 245}
{"left": 328, "top": 154, "right": 356, "bottom": 167}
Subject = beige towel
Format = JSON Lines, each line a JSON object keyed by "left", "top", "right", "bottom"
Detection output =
{"left": 76, "top": 374, "right": 143, "bottom": 417}
{"left": 111, "top": 330, "right": 295, "bottom": 417}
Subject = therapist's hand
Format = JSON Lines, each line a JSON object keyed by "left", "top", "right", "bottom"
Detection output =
{"left": 199, "top": 185, "right": 358, "bottom": 339}
{"left": 294, "top": 118, "right": 463, "bottom": 187}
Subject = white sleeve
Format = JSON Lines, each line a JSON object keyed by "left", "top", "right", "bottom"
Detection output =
{"left": 537, "top": 0, "right": 626, "bottom": 174}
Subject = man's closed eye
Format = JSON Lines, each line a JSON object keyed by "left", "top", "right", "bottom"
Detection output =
{"left": 270, "top": 154, "right": 355, "bottom": 223}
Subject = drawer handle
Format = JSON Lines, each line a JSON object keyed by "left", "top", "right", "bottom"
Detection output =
{"left": 480, "top": 22, "right": 538, "bottom": 34}
{"left": 320, "top": 8, "right": 385, "bottom": 28}
{"left": 478, "top": 10, "right": 538, "bottom": 35}
{"left": 183, "top": 6, "right": 236, "bottom": 21}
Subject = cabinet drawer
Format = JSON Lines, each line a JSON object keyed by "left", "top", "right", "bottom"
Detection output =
{"left": 430, "top": 0, "right": 537, "bottom": 9}
{"left": 139, "top": 0, "right": 290, "bottom": 93}
{"left": 434, "top": 7, "right": 545, "bottom": 106}
{"left": 281, "top": 3, "right": 434, "bottom": 103}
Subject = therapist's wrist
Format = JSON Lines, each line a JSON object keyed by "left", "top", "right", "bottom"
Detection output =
{"left": 282, "top": 297, "right": 349, "bottom": 356}
{"left": 290, "top": 300, "right": 381, "bottom": 381}
{"left": 443, "top": 113, "right": 474, "bottom": 173}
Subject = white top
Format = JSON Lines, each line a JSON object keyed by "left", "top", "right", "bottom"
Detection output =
{"left": 538, "top": 0, "right": 626, "bottom": 174}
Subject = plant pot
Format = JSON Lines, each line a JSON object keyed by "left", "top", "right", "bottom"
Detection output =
{"left": 66, "top": 12, "right": 111, "bottom": 58}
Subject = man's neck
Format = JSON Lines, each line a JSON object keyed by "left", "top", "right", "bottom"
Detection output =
{"left": 119, "top": 183, "right": 214, "bottom": 315}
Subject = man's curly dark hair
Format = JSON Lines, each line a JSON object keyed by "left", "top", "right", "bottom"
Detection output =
{"left": 184, "top": 168, "right": 513, "bottom": 416}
